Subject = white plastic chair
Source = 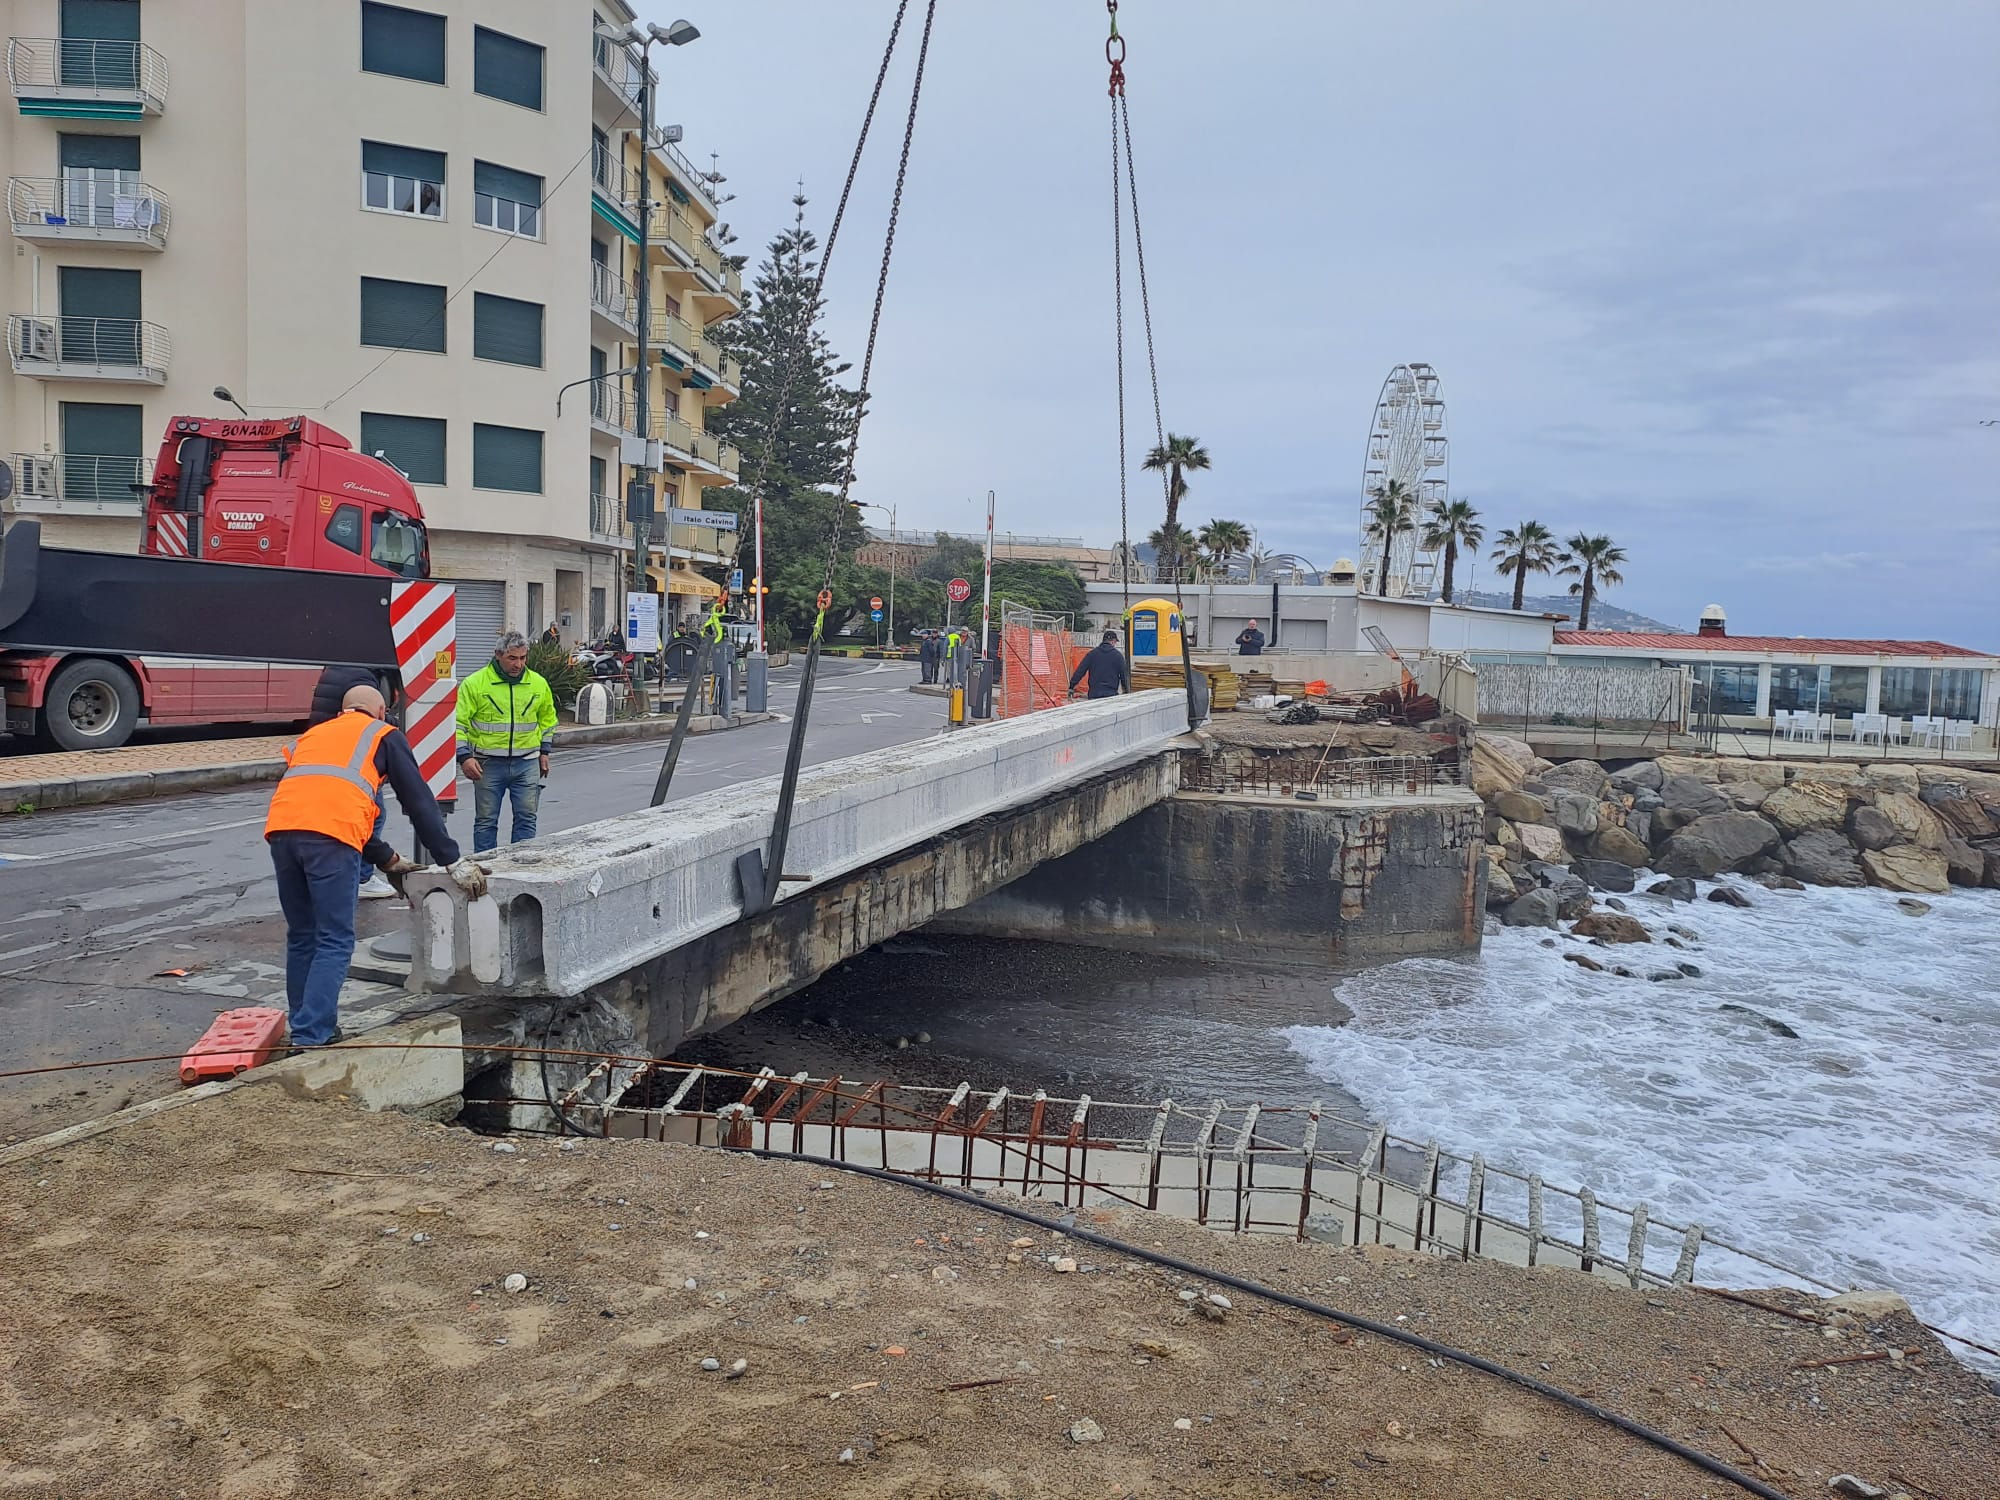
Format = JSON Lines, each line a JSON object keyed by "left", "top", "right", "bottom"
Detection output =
{"left": 1853, "top": 713, "right": 1883, "bottom": 746}
{"left": 1910, "top": 716, "right": 1942, "bottom": 748}
{"left": 1944, "top": 720, "right": 1973, "bottom": 751}
{"left": 1776, "top": 710, "right": 1800, "bottom": 742}
{"left": 1883, "top": 716, "right": 1906, "bottom": 746}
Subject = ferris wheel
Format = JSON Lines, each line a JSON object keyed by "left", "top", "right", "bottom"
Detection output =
{"left": 1358, "top": 362, "right": 1448, "bottom": 596}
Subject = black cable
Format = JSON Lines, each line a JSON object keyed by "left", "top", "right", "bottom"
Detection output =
{"left": 745, "top": 1145, "right": 1795, "bottom": 1500}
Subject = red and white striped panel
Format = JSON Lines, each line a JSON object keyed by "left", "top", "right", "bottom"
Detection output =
{"left": 390, "top": 580, "right": 458, "bottom": 804}
{"left": 154, "top": 512, "right": 189, "bottom": 557}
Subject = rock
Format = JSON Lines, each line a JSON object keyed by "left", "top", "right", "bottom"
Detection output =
{"left": 1570, "top": 912, "right": 1650, "bottom": 943}
{"left": 1896, "top": 897, "right": 1932, "bottom": 916}
{"left": 1861, "top": 846, "right": 1949, "bottom": 895}
{"left": 1552, "top": 791, "right": 1599, "bottom": 838}
{"left": 700, "top": 1357, "right": 721, "bottom": 1372}
{"left": 1562, "top": 951, "right": 1606, "bottom": 972}
{"left": 1646, "top": 876, "right": 1697, "bottom": 903}
{"left": 1676, "top": 962, "right": 1702, "bottom": 977}
{"left": 1469, "top": 738, "right": 1529, "bottom": 799}
{"left": 1541, "top": 759, "right": 1611, "bottom": 798}
{"left": 838, "top": 1448, "right": 856, "bottom": 1464}
{"left": 1826, "top": 1288, "right": 1913, "bottom": 1318}
{"left": 1515, "top": 822, "right": 1568, "bottom": 863}
{"left": 1647, "top": 970, "right": 1681, "bottom": 981}
{"left": 1751, "top": 872, "right": 1805, "bottom": 891}
{"left": 1173, "top": 1417, "right": 1194, "bottom": 1431}
{"left": 1941, "top": 836, "right": 1983, "bottom": 887}
{"left": 1502, "top": 889, "right": 1561, "bottom": 929}
{"left": 1068, "top": 1419, "right": 1106, "bottom": 1444}
{"left": 1484, "top": 859, "right": 1519, "bottom": 907}
{"left": 1491, "top": 789, "right": 1546, "bottom": 825}
{"left": 1605, "top": 896, "right": 1629, "bottom": 911}
{"left": 1986, "top": 849, "right": 2000, "bottom": 890}
{"left": 1052, "top": 1257, "right": 1077, "bottom": 1273}
{"left": 1720, "top": 1004, "right": 1800, "bottom": 1039}
{"left": 1928, "top": 795, "right": 1999, "bottom": 842}
{"left": 1632, "top": 788, "right": 1664, "bottom": 813}
{"left": 727, "top": 1358, "right": 749, "bottom": 1379}
{"left": 1872, "top": 791, "right": 1947, "bottom": 851}
{"left": 491, "top": 1141, "right": 517, "bottom": 1154}
{"left": 1206, "top": 1293, "right": 1232, "bottom": 1308}
{"left": 1706, "top": 886, "right": 1754, "bottom": 908}
{"left": 1659, "top": 775, "right": 1729, "bottom": 817}
{"left": 1827, "top": 1477, "right": 1887, "bottom": 1500}
{"left": 502, "top": 1273, "right": 528, "bottom": 1294}
{"left": 1544, "top": 870, "right": 1595, "bottom": 919}
{"left": 1609, "top": 760, "right": 1664, "bottom": 792}
{"left": 1724, "top": 781, "right": 1773, "bottom": 811}
{"left": 1780, "top": 829, "right": 1864, "bottom": 887}
{"left": 1572, "top": 858, "right": 1637, "bottom": 893}
{"left": 1588, "top": 824, "right": 1650, "bottom": 867}
{"left": 1655, "top": 813, "right": 1781, "bottom": 878}
{"left": 1759, "top": 782, "right": 1850, "bottom": 836}
{"left": 1915, "top": 779, "right": 1966, "bottom": 807}
{"left": 1846, "top": 803, "right": 1901, "bottom": 851}
{"left": 1743, "top": 853, "right": 1784, "bottom": 876}
{"left": 933, "top": 1265, "right": 960, "bottom": 1282}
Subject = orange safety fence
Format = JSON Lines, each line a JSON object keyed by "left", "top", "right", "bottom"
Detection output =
{"left": 998, "top": 621, "right": 1075, "bottom": 718}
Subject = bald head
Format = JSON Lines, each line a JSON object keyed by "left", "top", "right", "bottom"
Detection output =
{"left": 342, "top": 683, "right": 387, "bottom": 719}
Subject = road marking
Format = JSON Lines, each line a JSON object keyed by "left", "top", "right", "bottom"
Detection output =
{"left": 859, "top": 712, "right": 904, "bottom": 723}
{"left": 0, "top": 815, "right": 267, "bottom": 865}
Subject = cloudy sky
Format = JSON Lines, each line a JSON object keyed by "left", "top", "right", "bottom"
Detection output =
{"left": 651, "top": 1, "right": 1999, "bottom": 643}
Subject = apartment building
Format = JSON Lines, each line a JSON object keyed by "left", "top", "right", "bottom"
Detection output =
{"left": 1, "top": 0, "right": 738, "bottom": 649}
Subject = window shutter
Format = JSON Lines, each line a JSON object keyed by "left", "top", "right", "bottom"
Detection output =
{"left": 361, "top": 140, "right": 445, "bottom": 182}
{"left": 59, "top": 400, "right": 145, "bottom": 502}
{"left": 59, "top": 264, "right": 141, "bottom": 318}
{"left": 472, "top": 293, "right": 544, "bottom": 368}
{"left": 359, "top": 412, "right": 447, "bottom": 485}
{"left": 60, "top": 0, "right": 139, "bottom": 41}
{"left": 361, "top": 2, "right": 446, "bottom": 85}
{"left": 359, "top": 276, "right": 446, "bottom": 352}
{"left": 473, "top": 160, "right": 542, "bottom": 205}
{"left": 59, "top": 132, "right": 140, "bottom": 170}
{"left": 472, "top": 424, "right": 543, "bottom": 493}
{"left": 474, "top": 26, "right": 544, "bottom": 111}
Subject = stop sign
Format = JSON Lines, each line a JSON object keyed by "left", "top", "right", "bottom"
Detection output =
{"left": 946, "top": 577, "right": 972, "bottom": 603}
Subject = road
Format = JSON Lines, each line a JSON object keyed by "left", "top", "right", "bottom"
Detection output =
{"left": 0, "top": 658, "right": 935, "bottom": 1139}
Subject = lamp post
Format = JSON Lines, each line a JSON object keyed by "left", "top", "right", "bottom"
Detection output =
{"left": 856, "top": 500, "right": 897, "bottom": 643}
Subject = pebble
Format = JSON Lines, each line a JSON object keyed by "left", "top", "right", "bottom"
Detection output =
{"left": 1178, "top": 1290, "right": 1200, "bottom": 1302}
{"left": 558, "top": 1139, "right": 581, "bottom": 1152}
{"left": 1828, "top": 1479, "right": 1887, "bottom": 1500}
{"left": 727, "top": 1358, "right": 748, "bottom": 1379}
{"left": 816, "top": 1181, "right": 836, "bottom": 1191}
{"left": 1068, "top": 1418, "right": 1105, "bottom": 1444}
{"left": 932, "top": 1265, "right": 959, "bottom": 1282}
{"left": 684, "top": 1278, "right": 698, "bottom": 1290}
{"left": 694, "top": 1230, "right": 711, "bottom": 1240}
{"left": 1173, "top": 1418, "right": 1193, "bottom": 1431}
{"left": 410, "top": 1232, "right": 432, "bottom": 1245}
{"left": 502, "top": 1273, "right": 528, "bottom": 1294}
{"left": 1205, "top": 1293, "right": 1232, "bottom": 1309}
{"left": 491, "top": 1141, "right": 517, "bottom": 1154}
{"left": 1010, "top": 1237, "right": 1035, "bottom": 1249}
{"left": 380, "top": 1227, "right": 401, "bottom": 1237}
{"left": 1053, "top": 1258, "right": 1077, "bottom": 1274}
{"left": 838, "top": 1448, "right": 856, "bottom": 1464}
{"left": 700, "top": 1358, "right": 721, "bottom": 1372}
{"left": 915, "top": 1031, "right": 932, "bottom": 1044}
{"left": 607, "top": 1223, "right": 625, "bottom": 1232}
{"left": 1006, "top": 1252, "right": 1023, "bottom": 1264}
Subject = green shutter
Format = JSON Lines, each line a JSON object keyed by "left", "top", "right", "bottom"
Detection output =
{"left": 472, "top": 292, "right": 543, "bottom": 368}
{"left": 61, "top": 0, "right": 138, "bottom": 39}
{"left": 359, "top": 412, "right": 446, "bottom": 486}
{"left": 362, "top": 140, "right": 445, "bottom": 181}
{"left": 59, "top": 264, "right": 140, "bottom": 317}
{"left": 361, "top": 2, "right": 446, "bottom": 85}
{"left": 59, "top": 400, "right": 144, "bottom": 502}
{"left": 473, "top": 26, "right": 543, "bottom": 111}
{"left": 60, "top": 0, "right": 138, "bottom": 85}
{"left": 359, "top": 276, "right": 446, "bottom": 352}
{"left": 473, "top": 160, "right": 541, "bottom": 205}
{"left": 473, "top": 424, "right": 543, "bottom": 493}
{"left": 59, "top": 132, "right": 140, "bottom": 170}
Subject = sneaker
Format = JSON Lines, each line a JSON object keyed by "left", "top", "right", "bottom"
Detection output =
{"left": 359, "top": 872, "right": 397, "bottom": 900}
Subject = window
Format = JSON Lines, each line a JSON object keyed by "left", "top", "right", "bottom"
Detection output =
{"left": 59, "top": 400, "right": 144, "bottom": 503}
{"left": 359, "top": 277, "right": 445, "bottom": 353}
{"left": 57, "top": 265, "right": 141, "bottom": 363}
{"left": 59, "top": 0, "right": 139, "bottom": 90}
{"left": 473, "top": 160, "right": 541, "bottom": 238}
{"left": 1878, "top": 667, "right": 1931, "bottom": 719}
{"left": 472, "top": 292, "right": 543, "bottom": 368}
{"left": 58, "top": 133, "right": 139, "bottom": 171}
{"left": 1885, "top": 665, "right": 1986, "bottom": 720}
{"left": 326, "top": 503, "right": 365, "bottom": 556}
{"left": 359, "top": 412, "right": 446, "bottom": 485}
{"left": 474, "top": 26, "right": 543, "bottom": 111}
{"left": 526, "top": 581, "right": 545, "bottom": 634}
{"left": 1768, "top": 664, "right": 1869, "bottom": 715}
{"left": 473, "top": 423, "right": 543, "bottom": 493}
{"left": 370, "top": 513, "right": 428, "bottom": 578}
{"left": 361, "top": 2, "right": 445, "bottom": 85}
{"left": 1687, "top": 661, "right": 1758, "bottom": 716}
{"left": 362, "top": 141, "right": 445, "bottom": 218}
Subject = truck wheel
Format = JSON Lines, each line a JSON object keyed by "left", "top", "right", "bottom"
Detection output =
{"left": 38, "top": 659, "right": 142, "bottom": 751}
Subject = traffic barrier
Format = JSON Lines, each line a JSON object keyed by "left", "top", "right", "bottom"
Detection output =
{"left": 390, "top": 580, "right": 458, "bottom": 805}
{"left": 178, "top": 1006, "right": 288, "bottom": 1084}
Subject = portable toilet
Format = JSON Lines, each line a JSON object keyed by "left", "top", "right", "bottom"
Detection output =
{"left": 1128, "top": 597, "right": 1184, "bottom": 658}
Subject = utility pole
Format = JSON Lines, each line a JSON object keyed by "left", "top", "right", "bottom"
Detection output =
{"left": 630, "top": 50, "right": 654, "bottom": 599}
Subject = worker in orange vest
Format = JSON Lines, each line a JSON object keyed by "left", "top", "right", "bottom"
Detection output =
{"left": 264, "top": 683, "right": 487, "bottom": 1048}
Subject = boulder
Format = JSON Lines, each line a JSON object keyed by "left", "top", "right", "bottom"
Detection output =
{"left": 1941, "top": 837, "right": 1984, "bottom": 887}
{"left": 1654, "top": 812, "right": 1782, "bottom": 878}
{"left": 1562, "top": 951, "right": 1606, "bottom": 972}
{"left": 1659, "top": 776, "right": 1730, "bottom": 817}
{"left": 1491, "top": 789, "right": 1545, "bottom": 825}
{"left": 1859, "top": 763, "right": 1921, "bottom": 796}
{"left": 1485, "top": 859, "right": 1519, "bottom": 907}
{"left": 1553, "top": 791, "right": 1599, "bottom": 838}
{"left": 1859, "top": 846, "right": 1949, "bottom": 895}
{"left": 1482, "top": 732, "right": 1537, "bottom": 770}
{"left": 1779, "top": 829, "right": 1865, "bottom": 887}
{"left": 1872, "top": 791, "right": 1947, "bottom": 851}
{"left": 1846, "top": 804, "right": 1901, "bottom": 852}
{"left": 1724, "top": 781, "right": 1773, "bottom": 811}
{"left": 1647, "top": 876, "right": 1697, "bottom": 903}
{"left": 1707, "top": 885, "right": 1755, "bottom": 908}
{"left": 1572, "top": 858, "right": 1638, "bottom": 893}
{"left": 1516, "top": 822, "right": 1568, "bottom": 863}
{"left": 1759, "top": 782, "right": 1850, "bottom": 836}
{"left": 1896, "top": 897, "right": 1932, "bottom": 916}
{"left": 1526, "top": 862, "right": 1594, "bottom": 919}
{"left": 1609, "top": 760, "right": 1664, "bottom": 792}
{"left": 1469, "top": 738, "right": 1528, "bottom": 800}
{"left": 1929, "top": 796, "right": 1999, "bottom": 842}
{"left": 1986, "top": 849, "right": 2000, "bottom": 890}
{"left": 1915, "top": 779, "right": 1967, "bottom": 808}
{"left": 1623, "top": 808, "right": 1654, "bottom": 847}
{"left": 1589, "top": 824, "right": 1651, "bottom": 867}
{"left": 1490, "top": 819, "right": 1524, "bottom": 856}
{"left": 1632, "top": 789, "right": 1664, "bottom": 813}
{"left": 1752, "top": 872, "right": 1806, "bottom": 891}
{"left": 1502, "top": 888, "right": 1560, "bottom": 929}
{"left": 1652, "top": 756, "right": 1720, "bottom": 784}
{"left": 1719, "top": 1004, "right": 1800, "bottom": 1040}
{"left": 1570, "top": 911, "right": 1650, "bottom": 943}
{"left": 1541, "top": 759, "right": 1611, "bottom": 798}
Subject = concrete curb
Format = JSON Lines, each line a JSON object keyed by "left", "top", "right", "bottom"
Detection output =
{"left": 0, "top": 711, "right": 779, "bottom": 815}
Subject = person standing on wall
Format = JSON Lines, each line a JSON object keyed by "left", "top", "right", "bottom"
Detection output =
{"left": 1235, "top": 618, "right": 1266, "bottom": 656}
{"left": 1069, "top": 629, "right": 1131, "bottom": 700}
{"left": 457, "top": 630, "right": 558, "bottom": 855}
{"left": 265, "top": 683, "right": 486, "bottom": 1048}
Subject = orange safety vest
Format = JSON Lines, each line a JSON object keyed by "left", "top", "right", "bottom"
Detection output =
{"left": 264, "top": 709, "right": 391, "bottom": 851}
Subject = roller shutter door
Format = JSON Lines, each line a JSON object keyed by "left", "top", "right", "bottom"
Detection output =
{"left": 447, "top": 579, "right": 508, "bottom": 661}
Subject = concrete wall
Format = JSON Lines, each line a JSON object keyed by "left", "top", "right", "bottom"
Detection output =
{"left": 933, "top": 788, "right": 1488, "bottom": 964}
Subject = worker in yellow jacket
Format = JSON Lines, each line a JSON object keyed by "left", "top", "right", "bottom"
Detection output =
{"left": 456, "top": 630, "right": 559, "bottom": 854}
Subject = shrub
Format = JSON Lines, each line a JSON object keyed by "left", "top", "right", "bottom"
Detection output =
{"left": 527, "top": 639, "right": 591, "bottom": 714}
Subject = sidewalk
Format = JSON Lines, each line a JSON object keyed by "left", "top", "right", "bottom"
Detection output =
{"left": 0, "top": 711, "right": 773, "bottom": 813}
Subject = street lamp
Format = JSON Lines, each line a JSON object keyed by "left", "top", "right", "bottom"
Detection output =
{"left": 855, "top": 499, "right": 897, "bottom": 643}
{"left": 212, "top": 385, "right": 249, "bottom": 417}
{"left": 554, "top": 366, "right": 640, "bottom": 417}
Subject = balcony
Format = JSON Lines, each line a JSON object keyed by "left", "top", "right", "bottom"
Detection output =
{"left": 649, "top": 204, "right": 723, "bottom": 279}
{"left": 5, "top": 451, "right": 150, "bottom": 513}
{"left": 8, "top": 314, "right": 170, "bottom": 383}
{"left": 589, "top": 490, "right": 629, "bottom": 547}
{"left": 589, "top": 141, "right": 641, "bottom": 244}
{"left": 8, "top": 174, "right": 169, "bottom": 250}
{"left": 652, "top": 312, "right": 739, "bottom": 394}
{"left": 7, "top": 37, "right": 168, "bottom": 118}
{"left": 648, "top": 411, "right": 738, "bottom": 486}
{"left": 589, "top": 382, "right": 639, "bottom": 440}
{"left": 591, "top": 32, "right": 650, "bottom": 120}
{"left": 589, "top": 261, "right": 638, "bottom": 339}
{"left": 647, "top": 127, "right": 718, "bottom": 217}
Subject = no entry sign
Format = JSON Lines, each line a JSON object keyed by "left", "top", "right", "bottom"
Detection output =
{"left": 947, "top": 577, "right": 972, "bottom": 603}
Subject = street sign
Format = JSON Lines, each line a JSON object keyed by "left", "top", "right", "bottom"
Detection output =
{"left": 730, "top": 569, "right": 744, "bottom": 593}
{"left": 625, "top": 591, "right": 660, "bottom": 653}
{"left": 870, "top": 609, "right": 883, "bottom": 622}
{"left": 946, "top": 577, "right": 972, "bottom": 603}
{"left": 869, "top": 595, "right": 883, "bottom": 609}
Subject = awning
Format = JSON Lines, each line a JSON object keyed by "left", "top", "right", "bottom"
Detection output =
{"left": 665, "top": 567, "right": 722, "bottom": 598}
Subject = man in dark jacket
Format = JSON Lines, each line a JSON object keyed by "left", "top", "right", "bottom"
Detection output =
{"left": 1235, "top": 619, "right": 1266, "bottom": 656}
{"left": 1069, "top": 630, "right": 1131, "bottom": 700}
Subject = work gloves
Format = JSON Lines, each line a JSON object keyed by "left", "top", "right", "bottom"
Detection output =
{"left": 447, "top": 859, "right": 491, "bottom": 899}
{"left": 378, "top": 853, "right": 423, "bottom": 899}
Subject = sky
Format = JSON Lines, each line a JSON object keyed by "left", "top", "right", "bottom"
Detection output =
{"left": 646, "top": 1, "right": 2000, "bottom": 645}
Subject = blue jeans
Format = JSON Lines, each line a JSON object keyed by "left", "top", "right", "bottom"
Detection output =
{"left": 268, "top": 831, "right": 361, "bottom": 1047}
{"left": 472, "top": 754, "right": 541, "bottom": 854}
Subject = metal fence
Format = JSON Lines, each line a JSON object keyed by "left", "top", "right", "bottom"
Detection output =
{"left": 1180, "top": 751, "right": 1462, "bottom": 800}
{"left": 997, "top": 603, "right": 1073, "bottom": 718}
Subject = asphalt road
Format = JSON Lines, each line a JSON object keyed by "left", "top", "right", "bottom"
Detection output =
{"left": 0, "top": 658, "right": 936, "bottom": 1139}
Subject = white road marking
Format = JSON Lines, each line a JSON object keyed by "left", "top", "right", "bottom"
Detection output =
{"left": 0, "top": 815, "right": 267, "bottom": 865}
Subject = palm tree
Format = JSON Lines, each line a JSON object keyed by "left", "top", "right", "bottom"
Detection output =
{"left": 1141, "top": 433, "right": 1210, "bottom": 537}
{"left": 1364, "top": 479, "right": 1420, "bottom": 595}
{"left": 1198, "top": 518, "right": 1252, "bottom": 574}
{"left": 1420, "top": 498, "right": 1484, "bottom": 604}
{"left": 1490, "top": 520, "right": 1558, "bottom": 612}
{"left": 1147, "top": 522, "right": 1198, "bottom": 579}
{"left": 1556, "top": 533, "right": 1628, "bottom": 631}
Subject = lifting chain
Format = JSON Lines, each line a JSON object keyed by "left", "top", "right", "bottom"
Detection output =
{"left": 1106, "top": 0, "right": 1126, "bottom": 97}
